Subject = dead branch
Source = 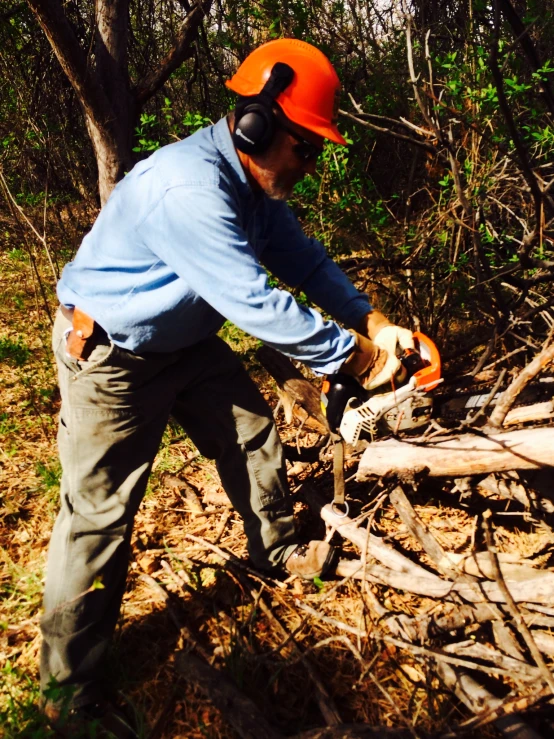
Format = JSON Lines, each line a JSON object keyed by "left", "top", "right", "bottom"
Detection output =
{"left": 488, "top": 340, "right": 554, "bottom": 428}
{"left": 302, "top": 486, "right": 441, "bottom": 580}
{"left": 389, "top": 486, "right": 462, "bottom": 581}
{"left": 504, "top": 400, "right": 554, "bottom": 427}
{"left": 483, "top": 511, "right": 554, "bottom": 695}
{"left": 256, "top": 345, "right": 329, "bottom": 434}
{"left": 357, "top": 427, "right": 554, "bottom": 479}
{"left": 339, "top": 108, "right": 439, "bottom": 155}
{"left": 436, "top": 661, "right": 545, "bottom": 739}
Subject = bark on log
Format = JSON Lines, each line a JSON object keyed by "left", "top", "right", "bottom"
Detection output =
{"left": 443, "top": 641, "right": 540, "bottom": 681}
{"left": 256, "top": 345, "right": 329, "bottom": 434}
{"left": 476, "top": 472, "right": 534, "bottom": 506}
{"left": 439, "top": 552, "right": 540, "bottom": 580}
{"left": 357, "top": 427, "right": 554, "bottom": 479}
{"left": 493, "top": 620, "right": 526, "bottom": 661}
{"left": 532, "top": 631, "right": 554, "bottom": 657}
{"left": 504, "top": 400, "right": 554, "bottom": 426}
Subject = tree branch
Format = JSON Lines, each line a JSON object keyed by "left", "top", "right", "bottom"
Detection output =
{"left": 25, "top": 0, "right": 118, "bottom": 146}
{"left": 134, "top": 0, "right": 211, "bottom": 106}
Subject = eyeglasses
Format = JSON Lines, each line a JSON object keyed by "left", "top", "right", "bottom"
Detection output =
{"left": 278, "top": 121, "right": 323, "bottom": 162}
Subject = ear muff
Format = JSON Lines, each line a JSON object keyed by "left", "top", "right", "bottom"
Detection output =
{"left": 232, "top": 62, "right": 294, "bottom": 155}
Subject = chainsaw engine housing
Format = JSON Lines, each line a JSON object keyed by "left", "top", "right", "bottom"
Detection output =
{"left": 322, "top": 332, "right": 441, "bottom": 445}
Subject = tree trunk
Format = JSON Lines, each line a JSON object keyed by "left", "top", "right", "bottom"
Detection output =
{"left": 26, "top": 0, "right": 209, "bottom": 204}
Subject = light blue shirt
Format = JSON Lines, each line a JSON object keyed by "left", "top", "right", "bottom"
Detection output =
{"left": 58, "top": 117, "right": 372, "bottom": 374}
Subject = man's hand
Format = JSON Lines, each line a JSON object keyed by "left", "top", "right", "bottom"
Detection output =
{"left": 340, "top": 331, "right": 389, "bottom": 389}
{"left": 356, "top": 310, "right": 391, "bottom": 341}
{"left": 346, "top": 312, "right": 415, "bottom": 390}
{"left": 369, "top": 324, "right": 414, "bottom": 389}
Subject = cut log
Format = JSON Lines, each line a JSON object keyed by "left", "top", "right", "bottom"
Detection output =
{"left": 357, "top": 427, "right": 554, "bottom": 479}
{"left": 257, "top": 345, "right": 329, "bottom": 434}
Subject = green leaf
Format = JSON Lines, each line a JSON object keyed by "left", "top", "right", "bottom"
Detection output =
{"left": 313, "top": 576, "right": 325, "bottom": 591}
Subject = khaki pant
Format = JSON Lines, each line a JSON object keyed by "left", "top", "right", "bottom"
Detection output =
{"left": 40, "top": 310, "right": 297, "bottom": 707}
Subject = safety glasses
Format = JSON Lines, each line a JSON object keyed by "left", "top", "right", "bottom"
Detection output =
{"left": 279, "top": 121, "right": 324, "bottom": 162}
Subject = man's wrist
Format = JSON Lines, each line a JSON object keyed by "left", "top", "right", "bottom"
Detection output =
{"left": 356, "top": 310, "right": 392, "bottom": 341}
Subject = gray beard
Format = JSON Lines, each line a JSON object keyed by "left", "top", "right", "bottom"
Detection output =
{"left": 266, "top": 186, "right": 292, "bottom": 201}
{"left": 256, "top": 163, "right": 294, "bottom": 201}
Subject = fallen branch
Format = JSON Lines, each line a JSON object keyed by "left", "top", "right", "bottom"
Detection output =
{"left": 303, "top": 486, "right": 441, "bottom": 580}
{"left": 335, "top": 558, "right": 554, "bottom": 604}
{"left": 488, "top": 340, "right": 554, "bottom": 428}
{"left": 483, "top": 511, "right": 554, "bottom": 696}
{"left": 357, "top": 427, "right": 554, "bottom": 479}
{"left": 436, "top": 661, "right": 545, "bottom": 739}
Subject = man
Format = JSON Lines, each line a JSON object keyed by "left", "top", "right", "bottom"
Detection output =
{"left": 41, "top": 38, "right": 413, "bottom": 735}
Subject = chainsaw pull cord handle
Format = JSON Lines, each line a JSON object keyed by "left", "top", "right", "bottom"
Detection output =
{"left": 331, "top": 432, "right": 349, "bottom": 518}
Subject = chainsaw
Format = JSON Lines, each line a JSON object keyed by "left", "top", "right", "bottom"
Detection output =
{"left": 319, "top": 332, "right": 441, "bottom": 517}
{"left": 321, "top": 332, "right": 442, "bottom": 446}
{"left": 319, "top": 333, "right": 552, "bottom": 515}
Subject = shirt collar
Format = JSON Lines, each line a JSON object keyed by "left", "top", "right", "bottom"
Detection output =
{"left": 212, "top": 116, "right": 252, "bottom": 198}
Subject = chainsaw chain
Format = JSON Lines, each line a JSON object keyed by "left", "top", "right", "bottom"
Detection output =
{"left": 433, "top": 374, "right": 554, "bottom": 424}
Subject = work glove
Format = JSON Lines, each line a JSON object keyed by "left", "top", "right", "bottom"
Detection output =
{"left": 340, "top": 331, "right": 389, "bottom": 389}
{"left": 356, "top": 310, "right": 392, "bottom": 341}
{"left": 347, "top": 311, "right": 415, "bottom": 390}
{"left": 370, "top": 324, "right": 415, "bottom": 389}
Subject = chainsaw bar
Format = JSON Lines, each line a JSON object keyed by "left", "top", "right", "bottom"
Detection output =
{"left": 432, "top": 374, "right": 554, "bottom": 425}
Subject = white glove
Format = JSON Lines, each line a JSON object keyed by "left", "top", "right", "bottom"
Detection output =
{"left": 365, "top": 325, "right": 414, "bottom": 390}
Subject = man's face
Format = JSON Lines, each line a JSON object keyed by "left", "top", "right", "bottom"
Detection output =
{"left": 252, "top": 119, "right": 324, "bottom": 201}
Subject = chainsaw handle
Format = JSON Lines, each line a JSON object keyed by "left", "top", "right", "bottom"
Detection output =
{"left": 321, "top": 373, "right": 366, "bottom": 433}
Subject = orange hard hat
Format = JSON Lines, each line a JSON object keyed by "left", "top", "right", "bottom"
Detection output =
{"left": 226, "top": 39, "right": 347, "bottom": 146}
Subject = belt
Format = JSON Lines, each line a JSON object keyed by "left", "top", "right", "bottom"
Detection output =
{"left": 60, "top": 305, "right": 105, "bottom": 360}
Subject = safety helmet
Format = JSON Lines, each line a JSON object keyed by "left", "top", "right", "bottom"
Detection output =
{"left": 226, "top": 39, "right": 346, "bottom": 145}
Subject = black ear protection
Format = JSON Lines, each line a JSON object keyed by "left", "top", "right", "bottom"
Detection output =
{"left": 232, "top": 62, "right": 294, "bottom": 155}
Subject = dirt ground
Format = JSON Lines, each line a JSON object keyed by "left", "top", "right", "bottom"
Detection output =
{"left": 2, "top": 242, "right": 554, "bottom": 739}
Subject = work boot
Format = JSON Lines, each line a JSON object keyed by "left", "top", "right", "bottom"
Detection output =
{"left": 43, "top": 698, "right": 140, "bottom": 738}
{"left": 285, "top": 541, "right": 337, "bottom": 580}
